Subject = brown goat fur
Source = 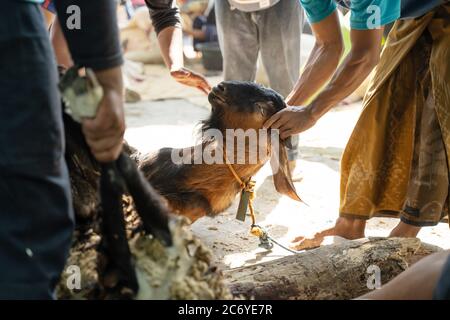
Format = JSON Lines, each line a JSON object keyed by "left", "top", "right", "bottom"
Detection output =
{"left": 138, "top": 81, "right": 301, "bottom": 222}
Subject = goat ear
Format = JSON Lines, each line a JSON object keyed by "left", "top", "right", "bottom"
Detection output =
{"left": 254, "top": 101, "right": 274, "bottom": 117}
{"left": 270, "top": 139, "right": 302, "bottom": 202}
{"left": 280, "top": 136, "right": 293, "bottom": 149}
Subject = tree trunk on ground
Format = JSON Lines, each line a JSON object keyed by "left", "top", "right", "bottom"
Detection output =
{"left": 224, "top": 238, "right": 441, "bottom": 300}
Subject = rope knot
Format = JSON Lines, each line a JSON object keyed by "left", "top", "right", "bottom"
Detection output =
{"left": 244, "top": 180, "right": 256, "bottom": 194}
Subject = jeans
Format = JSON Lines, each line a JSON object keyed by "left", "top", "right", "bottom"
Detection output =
{"left": 434, "top": 255, "right": 450, "bottom": 300}
{"left": 215, "top": 0, "right": 303, "bottom": 160}
{"left": 0, "top": 1, "right": 74, "bottom": 299}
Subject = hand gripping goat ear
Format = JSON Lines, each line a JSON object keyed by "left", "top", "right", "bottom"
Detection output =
{"left": 60, "top": 66, "right": 172, "bottom": 296}
{"left": 267, "top": 103, "right": 301, "bottom": 202}
{"left": 258, "top": 101, "right": 294, "bottom": 148}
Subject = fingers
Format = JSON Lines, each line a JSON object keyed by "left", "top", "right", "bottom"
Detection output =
{"left": 191, "top": 72, "right": 212, "bottom": 91}
{"left": 83, "top": 118, "right": 118, "bottom": 140}
{"left": 171, "top": 69, "right": 190, "bottom": 79}
{"left": 83, "top": 132, "right": 124, "bottom": 163}
{"left": 198, "top": 80, "right": 212, "bottom": 93}
{"left": 263, "top": 111, "right": 296, "bottom": 140}
{"left": 90, "top": 143, "right": 123, "bottom": 163}
{"left": 186, "top": 73, "right": 211, "bottom": 94}
{"left": 263, "top": 111, "right": 282, "bottom": 129}
{"left": 280, "top": 129, "right": 294, "bottom": 140}
{"left": 171, "top": 67, "right": 211, "bottom": 94}
{"left": 83, "top": 107, "right": 123, "bottom": 141}
{"left": 197, "top": 84, "right": 210, "bottom": 95}
{"left": 85, "top": 131, "right": 123, "bottom": 154}
{"left": 82, "top": 91, "right": 125, "bottom": 163}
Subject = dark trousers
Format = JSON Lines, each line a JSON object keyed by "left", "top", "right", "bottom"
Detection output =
{"left": 0, "top": 1, "right": 74, "bottom": 299}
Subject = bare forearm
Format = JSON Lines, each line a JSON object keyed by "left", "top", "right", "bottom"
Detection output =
{"left": 286, "top": 43, "right": 342, "bottom": 106}
{"left": 307, "top": 49, "right": 378, "bottom": 120}
{"left": 157, "top": 25, "right": 211, "bottom": 94}
{"left": 94, "top": 66, "right": 124, "bottom": 93}
{"left": 157, "top": 26, "right": 184, "bottom": 71}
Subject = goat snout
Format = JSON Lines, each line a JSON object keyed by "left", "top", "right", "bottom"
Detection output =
{"left": 217, "top": 83, "right": 225, "bottom": 92}
{"left": 209, "top": 84, "right": 227, "bottom": 106}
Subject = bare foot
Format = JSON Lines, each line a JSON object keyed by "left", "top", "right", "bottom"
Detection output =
{"left": 290, "top": 227, "right": 337, "bottom": 250}
{"left": 291, "top": 217, "right": 366, "bottom": 251}
{"left": 389, "top": 221, "right": 421, "bottom": 238}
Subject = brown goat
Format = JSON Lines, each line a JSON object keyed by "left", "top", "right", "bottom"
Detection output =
{"left": 138, "top": 81, "right": 301, "bottom": 222}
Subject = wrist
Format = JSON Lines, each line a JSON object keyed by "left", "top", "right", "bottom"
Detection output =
{"left": 170, "top": 65, "right": 185, "bottom": 73}
{"left": 94, "top": 66, "right": 123, "bottom": 93}
{"left": 305, "top": 103, "right": 322, "bottom": 122}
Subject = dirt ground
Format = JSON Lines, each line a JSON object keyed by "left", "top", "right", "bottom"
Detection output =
{"left": 124, "top": 62, "right": 450, "bottom": 273}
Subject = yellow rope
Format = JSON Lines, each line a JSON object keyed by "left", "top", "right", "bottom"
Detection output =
{"left": 222, "top": 149, "right": 261, "bottom": 236}
{"left": 222, "top": 150, "right": 299, "bottom": 252}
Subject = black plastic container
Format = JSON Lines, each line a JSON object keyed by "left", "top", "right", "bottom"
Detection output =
{"left": 196, "top": 42, "right": 223, "bottom": 71}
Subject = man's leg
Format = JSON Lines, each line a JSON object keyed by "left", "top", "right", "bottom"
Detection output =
{"left": 257, "top": 1, "right": 303, "bottom": 97}
{"left": 215, "top": 0, "right": 259, "bottom": 82}
{"left": 257, "top": 1, "right": 304, "bottom": 163}
{"left": 0, "top": 2, "right": 74, "bottom": 299}
{"left": 292, "top": 21, "right": 442, "bottom": 251}
{"left": 389, "top": 222, "right": 421, "bottom": 237}
{"left": 391, "top": 55, "right": 448, "bottom": 237}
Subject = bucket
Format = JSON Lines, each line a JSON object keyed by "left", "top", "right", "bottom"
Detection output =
{"left": 196, "top": 42, "right": 223, "bottom": 71}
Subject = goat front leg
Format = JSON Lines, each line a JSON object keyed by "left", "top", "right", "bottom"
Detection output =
{"left": 116, "top": 153, "right": 172, "bottom": 246}
{"left": 100, "top": 163, "right": 139, "bottom": 296}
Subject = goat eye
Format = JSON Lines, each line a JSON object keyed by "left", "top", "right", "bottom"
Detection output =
{"left": 254, "top": 102, "right": 266, "bottom": 116}
{"left": 260, "top": 108, "right": 266, "bottom": 116}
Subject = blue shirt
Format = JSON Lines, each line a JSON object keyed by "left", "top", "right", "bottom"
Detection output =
{"left": 300, "top": 0, "right": 400, "bottom": 29}
{"left": 300, "top": 0, "right": 444, "bottom": 30}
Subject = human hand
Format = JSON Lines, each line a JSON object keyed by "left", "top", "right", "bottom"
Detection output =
{"left": 170, "top": 67, "right": 211, "bottom": 95}
{"left": 82, "top": 66, "right": 125, "bottom": 163}
{"left": 264, "top": 106, "right": 318, "bottom": 140}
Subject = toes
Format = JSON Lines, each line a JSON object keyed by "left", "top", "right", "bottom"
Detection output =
{"left": 290, "top": 238, "right": 323, "bottom": 251}
{"left": 291, "top": 236, "right": 305, "bottom": 243}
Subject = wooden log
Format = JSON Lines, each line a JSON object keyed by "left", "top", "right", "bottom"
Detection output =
{"left": 224, "top": 238, "right": 441, "bottom": 300}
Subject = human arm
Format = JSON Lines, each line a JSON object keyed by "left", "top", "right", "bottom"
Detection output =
{"left": 358, "top": 250, "right": 450, "bottom": 300}
{"left": 145, "top": 0, "right": 211, "bottom": 94}
{"left": 265, "top": 0, "right": 400, "bottom": 139}
{"left": 285, "top": 11, "right": 344, "bottom": 107}
{"left": 54, "top": 0, "right": 125, "bottom": 162}
{"left": 266, "top": 12, "right": 383, "bottom": 139}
